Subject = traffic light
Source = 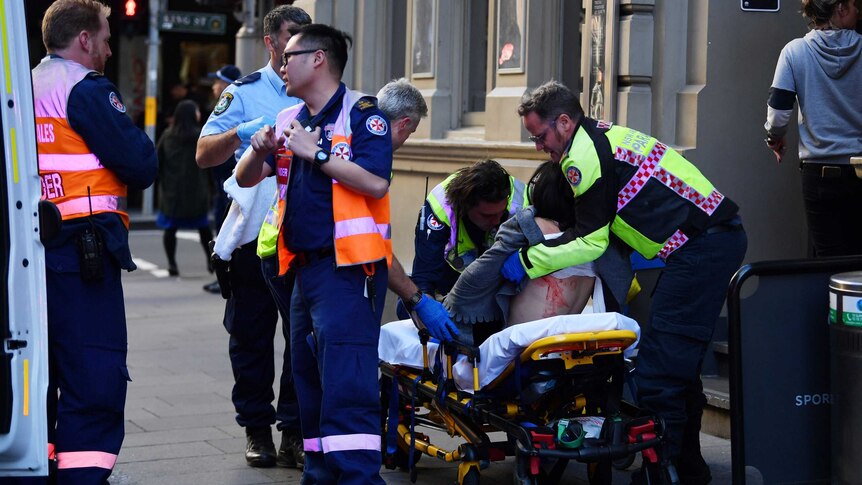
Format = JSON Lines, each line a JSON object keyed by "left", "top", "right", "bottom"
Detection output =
{"left": 124, "top": 0, "right": 137, "bottom": 18}
{"left": 121, "top": 0, "right": 147, "bottom": 36}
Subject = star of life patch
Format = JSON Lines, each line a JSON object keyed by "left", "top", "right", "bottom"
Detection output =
{"left": 213, "top": 92, "right": 233, "bottom": 115}
{"left": 366, "top": 115, "right": 388, "bottom": 136}
{"left": 332, "top": 142, "right": 352, "bottom": 160}
{"left": 566, "top": 166, "right": 582, "bottom": 186}
{"left": 108, "top": 92, "right": 126, "bottom": 113}
{"left": 427, "top": 214, "right": 444, "bottom": 231}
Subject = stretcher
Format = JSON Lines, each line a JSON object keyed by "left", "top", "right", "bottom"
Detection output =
{"left": 378, "top": 313, "right": 674, "bottom": 484}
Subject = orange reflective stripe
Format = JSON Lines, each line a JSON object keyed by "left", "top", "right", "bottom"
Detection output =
{"left": 48, "top": 443, "right": 56, "bottom": 461}
{"left": 35, "top": 117, "right": 91, "bottom": 154}
{"left": 39, "top": 169, "right": 127, "bottom": 198}
{"left": 57, "top": 451, "right": 117, "bottom": 470}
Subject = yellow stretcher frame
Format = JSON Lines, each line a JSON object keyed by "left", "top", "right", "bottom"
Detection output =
{"left": 380, "top": 328, "right": 658, "bottom": 485}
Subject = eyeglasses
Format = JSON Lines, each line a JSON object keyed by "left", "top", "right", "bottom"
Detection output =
{"left": 528, "top": 118, "right": 558, "bottom": 144}
{"left": 281, "top": 48, "right": 327, "bottom": 66}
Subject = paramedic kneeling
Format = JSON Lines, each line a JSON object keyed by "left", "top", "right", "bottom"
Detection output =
{"left": 505, "top": 81, "right": 747, "bottom": 484}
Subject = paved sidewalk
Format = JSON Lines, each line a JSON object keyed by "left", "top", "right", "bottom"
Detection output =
{"left": 110, "top": 231, "right": 736, "bottom": 484}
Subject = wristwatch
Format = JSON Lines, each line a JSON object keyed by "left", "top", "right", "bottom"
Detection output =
{"left": 406, "top": 291, "right": 423, "bottom": 311}
{"left": 314, "top": 148, "right": 330, "bottom": 166}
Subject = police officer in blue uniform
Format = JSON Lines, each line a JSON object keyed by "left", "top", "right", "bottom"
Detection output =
{"left": 32, "top": 1, "right": 157, "bottom": 482}
{"left": 236, "top": 24, "right": 392, "bottom": 485}
{"left": 195, "top": 4, "right": 311, "bottom": 469}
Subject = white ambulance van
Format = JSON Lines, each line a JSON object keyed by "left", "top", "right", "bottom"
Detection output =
{"left": 0, "top": 0, "right": 52, "bottom": 478}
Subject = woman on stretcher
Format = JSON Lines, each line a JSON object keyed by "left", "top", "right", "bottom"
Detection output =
{"left": 379, "top": 162, "right": 638, "bottom": 384}
{"left": 441, "top": 160, "right": 633, "bottom": 346}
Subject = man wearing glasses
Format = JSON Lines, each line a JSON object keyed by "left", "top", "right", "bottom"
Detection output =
{"left": 195, "top": 4, "right": 311, "bottom": 471}
{"left": 236, "top": 24, "right": 394, "bottom": 484}
{"left": 507, "top": 80, "right": 747, "bottom": 484}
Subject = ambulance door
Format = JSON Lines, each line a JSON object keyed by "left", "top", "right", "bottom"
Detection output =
{"left": 0, "top": 0, "right": 50, "bottom": 477}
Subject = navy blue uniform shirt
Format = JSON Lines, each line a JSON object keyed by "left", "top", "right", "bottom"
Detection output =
{"left": 411, "top": 199, "right": 491, "bottom": 296}
{"left": 266, "top": 83, "right": 392, "bottom": 252}
{"left": 43, "top": 68, "right": 158, "bottom": 271}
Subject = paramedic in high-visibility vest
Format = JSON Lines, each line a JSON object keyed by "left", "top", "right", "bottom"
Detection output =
{"left": 505, "top": 81, "right": 747, "bottom": 484}
{"left": 410, "top": 160, "right": 527, "bottom": 301}
{"left": 32, "top": 0, "right": 158, "bottom": 482}
{"left": 235, "top": 24, "right": 391, "bottom": 484}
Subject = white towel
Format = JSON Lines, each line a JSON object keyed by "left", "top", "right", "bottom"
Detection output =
{"left": 213, "top": 173, "right": 277, "bottom": 261}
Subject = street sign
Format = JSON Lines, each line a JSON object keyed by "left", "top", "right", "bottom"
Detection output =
{"left": 160, "top": 11, "right": 226, "bottom": 35}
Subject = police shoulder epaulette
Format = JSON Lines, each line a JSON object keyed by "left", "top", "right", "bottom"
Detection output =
{"left": 355, "top": 96, "right": 378, "bottom": 111}
{"left": 233, "top": 72, "right": 262, "bottom": 86}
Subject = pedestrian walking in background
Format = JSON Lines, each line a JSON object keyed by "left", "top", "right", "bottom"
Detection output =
{"left": 765, "top": 0, "right": 862, "bottom": 257}
{"left": 31, "top": 0, "right": 158, "bottom": 482}
{"left": 156, "top": 99, "right": 213, "bottom": 276}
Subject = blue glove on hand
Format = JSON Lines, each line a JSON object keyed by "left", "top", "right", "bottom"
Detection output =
{"left": 413, "top": 294, "right": 459, "bottom": 342}
{"left": 501, "top": 251, "right": 527, "bottom": 284}
{"left": 236, "top": 116, "right": 276, "bottom": 142}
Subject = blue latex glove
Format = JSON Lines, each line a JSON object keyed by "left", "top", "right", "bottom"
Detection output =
{"left": 236, "top": 116, "right": 275, "bottom": 142}
{"left": 501, "top": 251, "right": 527, "bottom": 284}
{"left": 413, "top": 294, "right": 459, "bottom": 342}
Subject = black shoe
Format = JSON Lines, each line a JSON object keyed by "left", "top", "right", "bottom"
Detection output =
{"left": 168, "top": 264, "right": 179, "bottom": 277}
{"left": 277, "top": 431, "right": 305, "bottom": 469}
{"left": 245, "top": 427, "right": 276, "bottom": 468}
{"left": 677, "top": 455, "right": 711, "bottom": 485}
{"left": 203, "top": 280, "right": 221, "bottom": 294}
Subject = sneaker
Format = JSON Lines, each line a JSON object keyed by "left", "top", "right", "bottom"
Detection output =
{"left": 245, "top": 427, "right": 276, "bottom": 468}
{"left": 203, "top": 280, "right": 221, "bottom": 294}
{"left": 277, "top": 431, "right": 305, "bottom": 469}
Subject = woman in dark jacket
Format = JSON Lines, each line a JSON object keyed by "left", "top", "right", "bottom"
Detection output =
{"left": 156, "top": 99, "right": 213, "bottom": 276}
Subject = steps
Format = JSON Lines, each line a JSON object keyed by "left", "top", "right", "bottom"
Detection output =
{"left": 702, "top": 341, "right": 730, "bottom": 438}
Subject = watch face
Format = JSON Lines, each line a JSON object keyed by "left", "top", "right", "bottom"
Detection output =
{"left": 316, "top": 150, "right": 328, "bottom": 161}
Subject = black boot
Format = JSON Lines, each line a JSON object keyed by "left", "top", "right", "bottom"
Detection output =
{"left": 676, "top": 454, "right": 711, "bottom": 485}
{"left": 276, "top": 431, "right": 305, "bottom": 469}
{"left": 245, "top": 427, "right": 276, "bottom": 468}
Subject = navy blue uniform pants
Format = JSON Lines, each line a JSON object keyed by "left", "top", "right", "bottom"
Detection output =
{"left": 633, "top": 229, "right": 747, "bottom": 462}
{"left": 224, "top": 241, "right": 298, "bottom": 432}
{"left": 289, "top": 256, "right": 387, "bottom": 485}
{"left": 47, "top": 249, "right": 129, "bottom": 484}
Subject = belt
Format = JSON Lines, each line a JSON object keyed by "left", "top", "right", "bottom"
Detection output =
{"left": 293, "top": 247, "right": 334, "bottom": 268}
{"left": 800, "top": 163, "right": 855, "bottom": 178}
{"left": 704, "top": 222, "right": 744, "bottom": 235}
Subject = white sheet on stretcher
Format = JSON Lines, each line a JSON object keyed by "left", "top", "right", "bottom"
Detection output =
{"left": 378, "top": 312, "right": 640, "bottom": 392}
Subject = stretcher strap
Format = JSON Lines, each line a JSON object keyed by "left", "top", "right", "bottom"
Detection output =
{"left": 386, "top": 377, "right": 400, "bottom": 456}
{"left": 409, "top": 375, "right": 422, "bottom": 480}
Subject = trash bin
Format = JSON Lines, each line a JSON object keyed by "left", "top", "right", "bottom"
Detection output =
{"left": 829, "top": 271, "right": 862, "bottom": 483}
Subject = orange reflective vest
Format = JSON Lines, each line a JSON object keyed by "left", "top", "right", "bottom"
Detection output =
{"left": 32, "top": 57, "right": 128, "bottom": 227}
{"left": 273, "top": 90, "right": 392, "bottom": 275}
